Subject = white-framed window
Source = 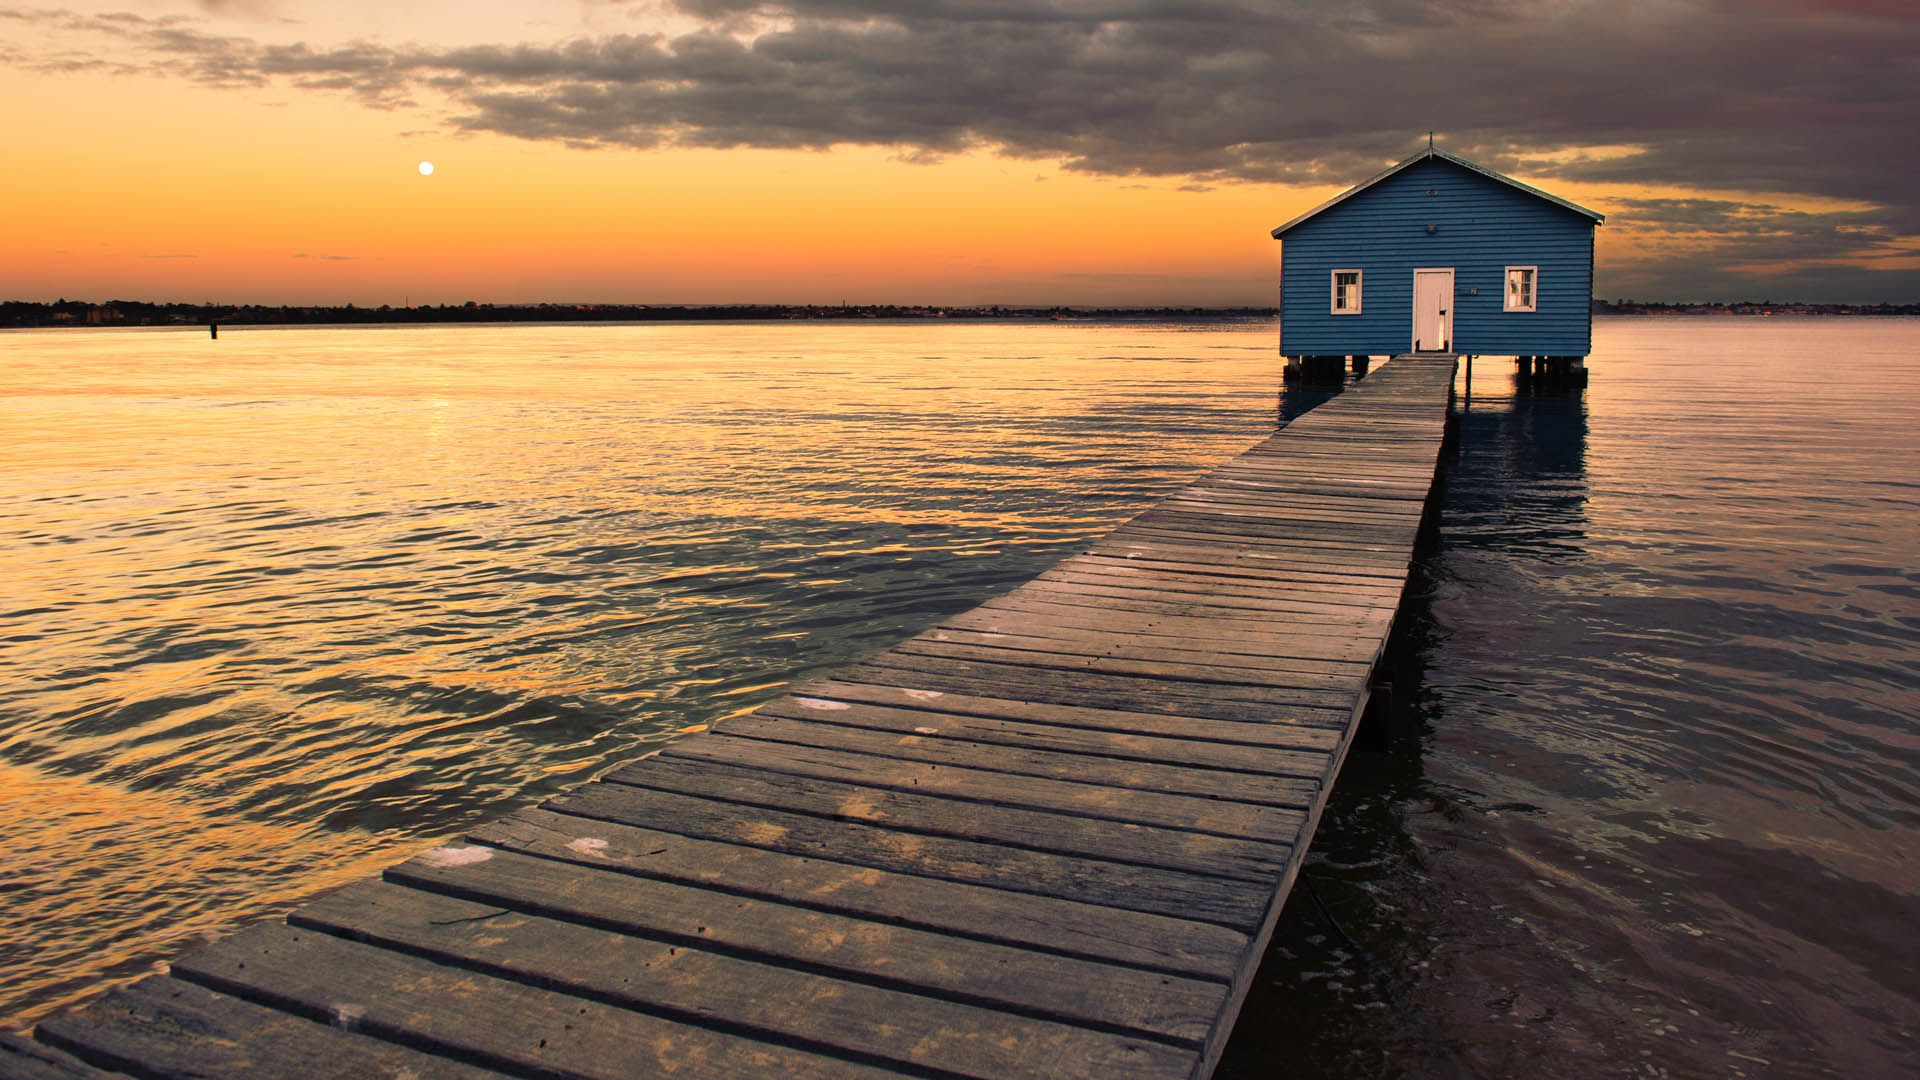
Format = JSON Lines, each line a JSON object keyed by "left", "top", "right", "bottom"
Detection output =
{"left": 1331, "top": 269, "right": 1363, "bottom": 314}
{"left": 1505, "top": 266, "right": 1538, "bottom": 312}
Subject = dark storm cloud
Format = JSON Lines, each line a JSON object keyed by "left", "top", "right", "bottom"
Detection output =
{"left": 1590, "top": 194, "right": 1918, "bottom": 301}
{"left": 7, "top": 1, "right": 1916, "bottom": 296}
{"left": 14, "top": 3, "right": 1907, "bottom": 188}
{"left": 1622, "top": 194, "right": 1899, "bottom": 262}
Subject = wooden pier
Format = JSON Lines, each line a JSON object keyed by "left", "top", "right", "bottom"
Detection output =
{"left": 9, "top": 356, "right": 1460, "bottom": 1080}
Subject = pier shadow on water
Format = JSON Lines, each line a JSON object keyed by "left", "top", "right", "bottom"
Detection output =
{"left": 1219, "top": 371, "right": 1593, "bottom": 1080}
{"left": 1275, "top": 368, "right": 1353, "bottom": 429}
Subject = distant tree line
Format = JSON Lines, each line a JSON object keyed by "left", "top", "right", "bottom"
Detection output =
{"left": 1, "top": 299, "right": 1282, "bottom": 329}
{"left": 9, "top": 298, "right": 1914, "bottom": 329}
{"left": 1593, "top": 299, "right": 1920, "bottom": 316}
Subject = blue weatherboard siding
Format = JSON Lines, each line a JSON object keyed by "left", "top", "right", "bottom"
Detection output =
{"left": 1277, "top": 155, "right": 1597, "bottom": 356}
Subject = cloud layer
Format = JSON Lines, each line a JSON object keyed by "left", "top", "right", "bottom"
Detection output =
{"left": 9, "top": 1, "right": 1919, "bottom": 298}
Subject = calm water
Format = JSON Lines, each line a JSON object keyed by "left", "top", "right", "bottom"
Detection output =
{"left": 2, "top": 319, "right": 1916, "bottom": 1077}
{"left": 1220, "top": 320, "right": 1920, "bottom": 1079}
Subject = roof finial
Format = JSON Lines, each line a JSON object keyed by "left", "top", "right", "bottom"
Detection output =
{"left": 1428, "top": 130, "right": 1434, "bottom": 150}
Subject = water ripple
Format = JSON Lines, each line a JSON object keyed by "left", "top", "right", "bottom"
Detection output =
{"left": 0, "top": 319, "right": 1287, "bottom": 1027}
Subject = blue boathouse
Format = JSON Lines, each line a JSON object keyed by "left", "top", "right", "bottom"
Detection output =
{"left": 1272, "top": 147, "right": 1603, "bottom": 376}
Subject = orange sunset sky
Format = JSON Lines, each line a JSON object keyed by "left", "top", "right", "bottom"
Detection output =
{"left": 4, "top": 1, "right": 1916, "bottom": 307}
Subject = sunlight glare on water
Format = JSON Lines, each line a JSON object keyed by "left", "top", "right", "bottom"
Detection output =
{"left": 0, "top": 319, "right": 1286, "bottom": 1027}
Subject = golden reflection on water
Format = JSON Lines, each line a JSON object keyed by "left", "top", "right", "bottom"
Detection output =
{"left": 0, "top": 319, "right": 1287, "bottom": 1028}
{"left": 0, "top": 760, "right": 405, "bottom": 1028}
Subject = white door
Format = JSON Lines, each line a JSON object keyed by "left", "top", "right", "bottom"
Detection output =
{"left": 1413, "top": 269, "right": 1453, "bottom": 352}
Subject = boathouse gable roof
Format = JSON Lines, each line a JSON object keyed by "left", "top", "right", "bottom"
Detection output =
{"left": 1270, "top": 148, "right": 1604, "bottom": 239}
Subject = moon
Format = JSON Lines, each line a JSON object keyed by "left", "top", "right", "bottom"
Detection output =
{"left": 418, "top": 161, "right": 435, "bottom": 177}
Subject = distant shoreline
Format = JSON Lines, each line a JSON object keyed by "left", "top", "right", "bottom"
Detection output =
{"left": 5, "top": 298, "right": 1917, "bottom": 329}
{"left": 4, "top": 301, "right": 1273, "bottom": 330}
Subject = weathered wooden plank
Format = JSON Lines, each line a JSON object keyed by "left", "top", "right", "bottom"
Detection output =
{"left": 1012, "top": 577, "right": 1393, "bottom": 617}
{"left": 380, "top": 849, "right": 1228, "bottom": 1041}
{"left": 1155, "top": 502, "right": 1416, "bottom": 526}
{"left": 1047, "top": 560, "right": 1408, "bottom": 598}
{"left": 833, "top": 661, "right": 1358, "bottom": 729}
{"left": 1031, "top": 569, "right": 1403, "bottom": 610}
{"left": 844, "top": 654, "right": 1362, "bottom": 723}
{"left": 923, "top": 622, "right": 1378, "bottom": 669}
{"left": 707, "top": 714, "right": 1322, "bottom": 807}
{"left": 169, "top": 923, "right": 904, "bottom": 1080}
{"left": 663, "top": 734, "right": 1307, "bottom": 840}
{"left": 603, "top": 757, "right": 1298, "bottom": 882}
{"left": 857, "top": 643, "right": 1377, "bottom": 701}
{"left": 1131, "top": 511, "right": 1411, "bottom": 545}
{"left": 1203, "top": 449, "right": 1434, "bottom": 467}
{"left": 1193, "top": 471, "right": 1430, "bottom": 493}
{"left": 32, "top": 977, "right": 505, "bottom": 1080}
{"left": 1220, "top": 445, "right": 1435, "bottom": 464}
{"left": 544, "top": 781, "right": 1274, "bottom": 928}
{"left": 769, "top": 685, "right": 1339, "bottom": 761}
{"left": 1173, "top": 487, "right": 1427, "bottom": 514}
{"left": 1148, "top": 503, "right": 1423, "bottom": 532}
{"left": 1231, "top": 441, "right": 1434, "bottom": 457}
{"left": 1115, "top": 516, "right": 1416, "bottom": 545}
{"left": 295, "top": 879, "right": 1205, "bottom": 1076}
{"left": 891, "top": 637, "right": 1366, "bottom": 693}
{"left": 1178, "top": 473, "right": 1431, "bottom": 495}
{"left": 468, "top": 807, "right": 1251, "bottom": 979}
{"left": 1102, "top": 529, "right": 1414, "bottom": 566}
{"left": 831, "top": 666, "right": 1354, "bottom": 730}
{"left": 960, "top": 596, "right": 1388, "bottom": 650}
{"left": 1047, "top": 557, "right": 1408, "bottom": 597}
{"left": 1037, "top": 568, "right": 1406, "bottom": 605}
{"left": 1085, "top": 536, "right": 1415, "bottom": 563}
{"left": 1162, "top": 492, "right": 1422, "bottom": 515}
{"left": 1150, "top": 479, "right": 1431, "bottom": 503}
{"left": 1188, "top": 470, "right": 1430, "bottom": 489}
{"left": 1103, "top": 531, "right": 1415, "bottom": 562}
{"left": 0, "top": 1035, "right": 120, "bottom": 1080}
{"left": 1133, "top": 508, "right": 1412, "bottom": 535}
{"left": 1166, "top": 480, "right": 1425, "bottom": 501}
{"left": 976, "top": 591, "right": 1387, "bottom": 638}
{"left": 1065, "top": 550, "right": 1407, "bottom": 587}
{"left": 1067, "top": 549, "right": 1413, "bottom": 584}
